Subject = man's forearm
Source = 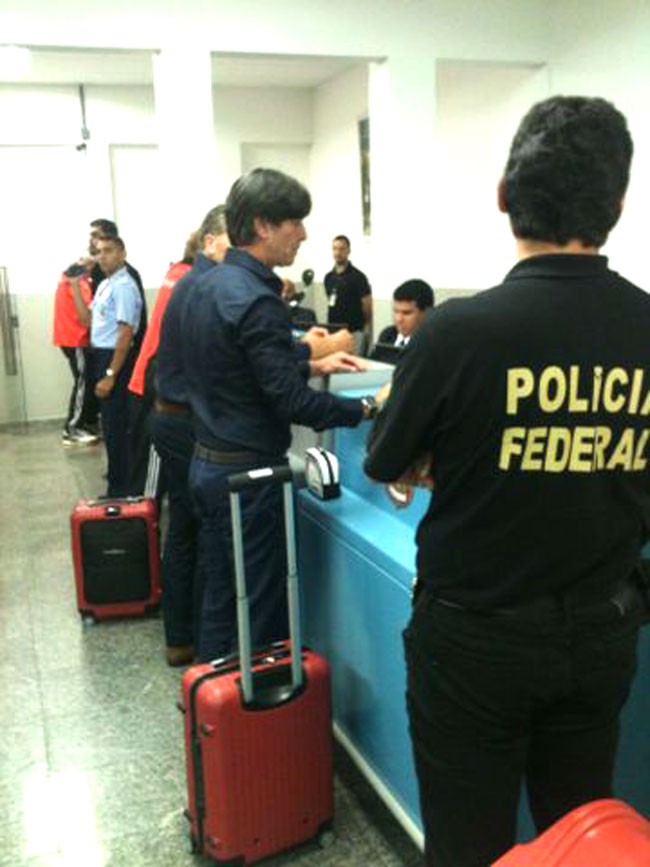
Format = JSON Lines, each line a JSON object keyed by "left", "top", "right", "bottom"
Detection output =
{"left": 70, "top": 278, "right": 91, "bottom": 326}
{"left": 108, "top": 323, "right": 134, "bottom": 375}
{"left": 362, "top": 296, "right": 373, "bottom": 327}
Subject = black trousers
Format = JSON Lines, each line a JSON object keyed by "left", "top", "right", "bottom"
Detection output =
{"left": 150, "top": 410, "right": 199, "bottom": 647}
{"left": 404, "top": 583, "right": 643, "bottom": 867}
{"left": 60, "top": 346, "right": 95, "bottom": 432}
{"left": 127, "top": 392, "right": 159, "bottom": 497}
{"left": 93, "top": 348, "right": 136, "bottom": 498}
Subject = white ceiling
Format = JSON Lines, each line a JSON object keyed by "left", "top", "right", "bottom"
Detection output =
{"left": 0, "top": 48, "right": 367, "bottom": 88}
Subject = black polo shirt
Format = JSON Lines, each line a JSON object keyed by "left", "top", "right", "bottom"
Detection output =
{"left": 324, "top": 261, "right": 371, "bottom": 331}
{"left": 365, "top": 254, "right": 650, "bottom": 608}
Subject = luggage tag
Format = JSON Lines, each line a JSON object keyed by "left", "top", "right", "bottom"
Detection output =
{"left": 305, "top": 447, "right": 340, "bottom": 500}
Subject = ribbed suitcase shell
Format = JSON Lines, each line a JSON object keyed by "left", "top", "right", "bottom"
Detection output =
{"left": 70, "top": 497, "right": 161, "bottom": 619}
{"left": 182, "top": 644, "right": 333, "bottom": 865}
{"left": 493, "top": 799, "right": 650, "bottom": 866}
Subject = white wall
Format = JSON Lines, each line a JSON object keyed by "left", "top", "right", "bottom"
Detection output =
{"left": 547, "top": 0, "right": 650, "bottom": 291}
{"left": 1, "top": 0, "right": 649, "bottom": 422}
{"left": 432, "top": 61, "right": 549, "bottom": 291}
{"left": 0, "top": 1, "right": 549, "bottom": 60}
{"left": 0, "top": 82, "right": 317, "bottom": 420}
{"left": 214, "top": 86, "right": 313, "bottom": 195}
{"left": 308, "top": 64, "right": 370, "bottom": 299}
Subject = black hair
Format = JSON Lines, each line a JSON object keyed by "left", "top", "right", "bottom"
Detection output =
{"left": 333, "top": 234, "right": 351, "bottom": 247}
{"left": 504, "top": 96, "right": 633, "bottom": 247}
{"left": 393, "top": 279, "right": 435, "bottom": 310}
{"left": 97, "top": 235, "right": 125, "bottom": 252}
{"left": 198, "top": 205, "right": 227, "bottom": 243}
{"left": 90, "top": 218, "right": 118, "bottom": 237}
{"left": 225, "top": 169, "right": 311, "bottom": 246}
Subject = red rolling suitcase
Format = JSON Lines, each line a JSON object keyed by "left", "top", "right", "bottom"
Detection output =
{"left": 493, "top": 798, "right": 650, "bottom": 866}
{"left": 70, "top": 496, "right": 162, "bottom": 621}
{"left": 180, "top": 466, "right": 334, "bottom": 865}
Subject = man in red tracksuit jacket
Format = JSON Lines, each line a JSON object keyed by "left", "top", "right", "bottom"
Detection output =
{"left": 52, "top": 268, "right": 100, "bottom": 446}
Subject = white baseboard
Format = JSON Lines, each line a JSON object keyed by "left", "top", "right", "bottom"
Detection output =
{"left": 333, "top": 721, "right": 424, "bottom": 851}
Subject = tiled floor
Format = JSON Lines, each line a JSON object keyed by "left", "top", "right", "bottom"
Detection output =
{"left": 0, "top": 422, "right": 422, "bottom": 867}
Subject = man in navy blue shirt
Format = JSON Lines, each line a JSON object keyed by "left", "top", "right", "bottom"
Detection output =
{"left": 182, "top": 168, "right": 378, "bottom": 662}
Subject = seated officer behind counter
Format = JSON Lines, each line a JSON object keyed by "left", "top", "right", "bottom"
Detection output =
{"left": 365, "top": 96, "right": 650, "bottom": 867}
{"left": 181, "top": 168, "right": 379, "bottom": 664}
{"left": 370, "top": 279, "right": 435, "bottom": 363}
{"left": 374, "top": 279, "right": 434, "bottom": 350}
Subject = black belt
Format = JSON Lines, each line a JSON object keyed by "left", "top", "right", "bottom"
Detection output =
{"left": 155, "top": 399, "right": 191, "bottom": 416}
{"left": 194, "top": 443, "right": 282, "bottom": 465}
{"left": 432, "top": 578, "right": 639, "bottom": 618}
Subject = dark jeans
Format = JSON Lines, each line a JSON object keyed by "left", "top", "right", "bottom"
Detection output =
{"left": 189, "top": 453, "right": 289, "bottom": 663}
{"left": 127, "top": 392, "right": 159, "bottom": 497}
{"left": 60, "top": 346, "right": 95, "bottom": 432}
{"left": 93, "top": 348, "right": 135, "bottom": 498}
{"left": 150, "top": 410, "right": 198, "bottom": 647}
{"left": 404, "top": 582, "right": 643, "bottom": 867}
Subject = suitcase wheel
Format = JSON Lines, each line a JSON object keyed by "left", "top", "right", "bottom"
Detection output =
{"left": 318, "top": 825, "right": 336, "bottom": 849}
{"left": 188, "top": 835, "right": 199, "bottom": 854}
{"left": 80, "top": 613, "right": 96, "bottom": 627}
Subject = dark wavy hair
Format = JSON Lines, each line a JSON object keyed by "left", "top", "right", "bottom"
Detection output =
{"left": 504, "top": 96, "right": 633, "bottom": 247}
{"left": 226, "top": 168, "right": 311, "bottom": 246}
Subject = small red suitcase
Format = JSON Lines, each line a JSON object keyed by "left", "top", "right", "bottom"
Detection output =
{"left": 180, "top": 466, "right": 334, "bottom": 865}
{"left": 493, "top": 799, "right": 650, "bottom": 866}
{"left": 70, "top": 496, "right": 161, "bottom": 621}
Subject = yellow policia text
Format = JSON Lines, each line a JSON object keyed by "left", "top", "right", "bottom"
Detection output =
{"left": 499, "top": 366, "right": 650, "bottom": 473}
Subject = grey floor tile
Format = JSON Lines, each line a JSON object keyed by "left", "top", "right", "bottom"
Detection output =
{"left": 0, "top": 667, "right": 41, "bottom": 720}
{"left": 0, "top": 423, "right": 423, "bottom": 867}
{"left": 0, "top": 719, "right": 48, "bottom": 780}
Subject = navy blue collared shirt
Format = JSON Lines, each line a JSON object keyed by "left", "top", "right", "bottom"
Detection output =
{"left": 157, "top": 252, "right": 217, "bottom": 403}
{"left": 182, "top": 247, "right": 363, "bottom": 455}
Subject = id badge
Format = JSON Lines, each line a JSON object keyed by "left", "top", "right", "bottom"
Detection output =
{"left": 328, "top": 290, "right": 337, "bottom": 308}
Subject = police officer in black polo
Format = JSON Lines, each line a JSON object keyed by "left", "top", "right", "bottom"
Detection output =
{"left": 365, "top": 97, "right": 650, "bottom": 867}
{"left": 182, "top": 168, "right": 378, "bottom": 663}
{"left": 324, "top": 234, "right": 372, "bottom": 355}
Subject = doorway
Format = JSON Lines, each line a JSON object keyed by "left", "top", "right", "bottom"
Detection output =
{"left": 0, "top": 144, "right": 89, "bottom": 423}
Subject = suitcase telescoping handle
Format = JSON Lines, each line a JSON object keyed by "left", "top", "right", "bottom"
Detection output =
{"left": 227, "top": 465, "right": 303, "bottom": 704}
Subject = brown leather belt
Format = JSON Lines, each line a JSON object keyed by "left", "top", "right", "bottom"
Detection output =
{"left": 155, "top": 399, "right": 191, "bottom": 416}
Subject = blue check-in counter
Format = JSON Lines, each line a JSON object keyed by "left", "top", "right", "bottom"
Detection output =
{"left": 294, "top": 385, "right": 650, "bottom": 845}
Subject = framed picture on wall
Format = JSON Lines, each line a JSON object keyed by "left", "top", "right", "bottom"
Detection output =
{"left": 358, "top": 117, "right": 371, "bottom": 236}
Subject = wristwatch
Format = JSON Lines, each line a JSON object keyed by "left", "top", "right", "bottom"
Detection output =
{"left": 105, "top": 368, "right": 115, "bottom": 378}
{"left": 361, "top": 395, "right": 379, "bottom": 420}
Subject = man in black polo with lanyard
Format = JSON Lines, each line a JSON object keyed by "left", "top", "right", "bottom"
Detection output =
{"left": 324, "top": 234, "right": 372, "bottom": 355}
{"left": 182, "top": 168, "right": 379, "bottom": 664}
{"left": 365, "top": 96, "right": 650, "bottom": 866}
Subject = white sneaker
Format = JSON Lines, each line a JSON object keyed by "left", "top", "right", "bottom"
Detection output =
{"left": 69, "top": 428, "right": 100, "bottom": 445}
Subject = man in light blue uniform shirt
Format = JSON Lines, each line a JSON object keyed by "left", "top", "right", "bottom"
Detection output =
{"left": 73, "top": 235, "right": 142, "bottom": 496}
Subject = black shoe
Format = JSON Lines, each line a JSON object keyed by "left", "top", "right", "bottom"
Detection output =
{"left": 166, "top": 645, "right": 194, "bottom": 667}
